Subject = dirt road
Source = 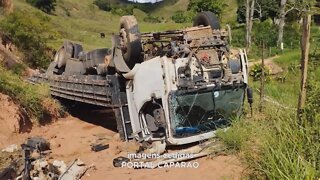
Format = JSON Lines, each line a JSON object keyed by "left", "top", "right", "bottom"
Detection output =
{"left": 0, "top": 101, "right": 244, "bottom": 180}
{"left": 248, "top": 56, "right": 283, "bottom": 75}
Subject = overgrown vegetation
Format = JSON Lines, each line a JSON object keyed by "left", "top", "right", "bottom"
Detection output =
{"left": 249, "top": 63, "right": 270, "bottom": 81}
{"left": 187, "top": 0, "right": 226, "bottom": 17}
{"left": 0, "top": 10, "right": 58, "bottom": 68}
{"left": 93, "top": 0, "right": 111, "bottom": 12}
{"left": 0, "top": 65, "right": 63, "bottom": 123}
{"left": 218, "top": 49, "right": 320, "bottom": 178}
{"left": 218, "top": 103, "right": 320, "bottom": 178}
{"left": 26, "top": 0, "right": 56, "bottom": 14}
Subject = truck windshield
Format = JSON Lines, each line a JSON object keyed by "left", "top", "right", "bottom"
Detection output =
{"left": 170, "top": 88, "right": 245, "bottom": 138}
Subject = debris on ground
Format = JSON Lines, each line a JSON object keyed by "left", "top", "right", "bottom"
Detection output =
{"left": 59, "top": 158, "right": 93, "bottom": 180}
{"left": 0, "top": 137, "right": 92, "bottom": 180}
{"left": 91, "top": 143, "right": 109, "bottom": 152}
{"left": 112, "top": 140, "right": 226, "bottom": 169}
{"left": 113, "top": 157, "right": 130, "bottom": 168}
{"left": 24, "top": 137, "right": 51, "bottom": 152}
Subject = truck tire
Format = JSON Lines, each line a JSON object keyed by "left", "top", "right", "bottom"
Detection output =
{"left": 193, "top": 11, "right": 220, "bottom": 30}
{"left": 228, "top": 59, "right": 241, "bottom": 74}
{"left": 56, "top": 41, "right": 73, "bottom": 68}
{"left": 119, "top": 16, "right": 142, "bottom": 69}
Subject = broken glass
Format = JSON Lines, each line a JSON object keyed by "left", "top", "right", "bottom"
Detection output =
{"left": 170, "top": 88, "right": 245, "bottom": 137}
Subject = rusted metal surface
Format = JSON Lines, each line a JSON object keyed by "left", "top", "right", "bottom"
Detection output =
{"left": 29, "top": 74, "right": 121, "bottom": 108}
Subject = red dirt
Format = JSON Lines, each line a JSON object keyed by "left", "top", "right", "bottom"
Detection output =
{"left": 0, "top": 93, "right": 31, "bottom": 146}
{"left": 0, "top": 104, "right": 245, "bottom": 180}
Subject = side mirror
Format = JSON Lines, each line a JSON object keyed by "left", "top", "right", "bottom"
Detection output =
{"left": 247, "top": 87, "right": 253, "bottom": 116}
{"left": 247, "top": 87, "right": 253, "bottom": 104}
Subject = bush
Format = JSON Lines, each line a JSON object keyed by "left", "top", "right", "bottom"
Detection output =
{"left": 0, "top": 65, "right": 63, "bottom": 122}
{"left": 26, "top": 0, "right": 56, "bottom": 14}
{"left": 93, "top": 0, "right": 111, "bottom": 12}
{"left": 0, "top": 11, "right": 58, "bottom": 68}
{"left": 187, "top": 0, "right": 226, "bottom": 17}
{"left": 252, "top": 19, "right": 277, "bottom": 47}
{"left": 143, "top": 15, "right": 161, "bottom": 23}
{"left": 250, "top": 63, "right": 271, "bottom": 81}
{"left": 230, "top": 25, "right": 246, "bottom": 47}
{"left": 283, "top": 22, "right": 300, "bottom": 49}
{"left": 171, "top": 10, "right": 187, "bottom": 23}
{"left": 111, "top": 5, "right": 134, "bottom": 16}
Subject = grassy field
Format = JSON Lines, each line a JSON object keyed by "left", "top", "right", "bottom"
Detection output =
{"left": 12, "top": 0, "right": 190, "bottom": 50}
{"left": 12, "top": 0, "right": 239, "bottom": 50}
{"left": 250, "top": 50, "right": 301, "bottom": 106}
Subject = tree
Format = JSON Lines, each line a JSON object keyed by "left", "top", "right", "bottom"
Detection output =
{"left": 187, "top": 0, "right": 226, "bottom": 17}
{"left": 93, "top": 0, "right": 111, "bottom": 12}
{"left": 277, "top": 0, "right": 294, "bottom": 47}
{"left": 297, "top": 0, "right": 317, "bottom": 121}
{"left": 171, "top": 11, "right": 187, "bottom": 23}
{"left": 245, "top": 0, "right": 255, "bottom": 50}
{"left": 298, "top": 14, "right": 311, "bottom": 122}
{"left": 237, "top": 0, "right": 278, "bottom": 23}
{"left": 26, "top": 0, "right": 56, "bottom": 14}
{"left": 276, "top": 0, "right": 316, "bottom": 47}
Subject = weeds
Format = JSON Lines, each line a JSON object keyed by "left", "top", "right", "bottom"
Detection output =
{"left": 0, "top": 65, "right": 63, "bottom": 123}
{"left": 218, "top": 92, "right": 320, "bottom": 179}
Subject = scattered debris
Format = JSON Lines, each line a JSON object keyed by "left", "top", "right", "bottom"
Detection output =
{"left": 53, "top": 160, "right": 67, "bottom": 175}
{"left": 113, "top": 157, "right": 130, "bottom": 168}
{"left": 91, "top": 143, "right": 109, "bottom": 152}
{"left": 0, "top": 137, "right": 92, "bottom": 180}
{"left": 113, "top": 140, "right": 226, "bottom": 169}
{"left": 2, "top": 144, "right": 18, "bottom": 153}
{"left": 0, "top": 159, "right": 23, "bottom": 180}
{"left": 30, "top": 158, "right": 60, "bottom": 180}
{"left": 24, "top": 137, "right": 51, "bottom": 152}
{"left": 59, "top": 159, "right": 91, "bottom": 180}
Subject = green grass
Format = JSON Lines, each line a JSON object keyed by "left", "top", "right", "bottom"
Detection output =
{"left": 12, "top": 0, "right": 239, "bottom": 50}
{"left": 221, "top": 0, "right": 238, "bottom": 25}
{"left": 218, "top": 49, "right": 320, "bottom": 178}
{"left": 218, "top": 103, "right": 320, "bottom": 179}
{"left": 274, "top": 50, "right": 301, "bottom": 67}
{"left": 249, "top": 49, "right": 301, "bottom": 106}
{"left": 12, "top": 0, "right": 188, "bottom": 50}
{"left": 0, "top": 65, "right": 62, "bottom": 122}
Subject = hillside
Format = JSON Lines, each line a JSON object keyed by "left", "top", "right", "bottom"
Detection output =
{"left": 11, "top": 0, "right": 238, "bottom": 50}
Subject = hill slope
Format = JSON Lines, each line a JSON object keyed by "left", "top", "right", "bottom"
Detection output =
{"left": 12, "top": 0, "right": 189, "bottom": 50}
{"left": 11, "top": 0, "right": 239, "bottom": 50}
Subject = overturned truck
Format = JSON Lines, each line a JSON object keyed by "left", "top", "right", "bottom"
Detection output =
{"left": 30, "top": 12, "right": 251, "bottom": 152}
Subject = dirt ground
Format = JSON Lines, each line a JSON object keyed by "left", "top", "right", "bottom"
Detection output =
{"left": 0, "top": 100, "right": 245, "bottom": 180}
{"left": 248, "top": 56, "right": 283, "bottom": 75}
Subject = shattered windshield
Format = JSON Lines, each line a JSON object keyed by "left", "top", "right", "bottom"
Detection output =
{"left": 170, "top": 88, "right": 245, "bottom": 138}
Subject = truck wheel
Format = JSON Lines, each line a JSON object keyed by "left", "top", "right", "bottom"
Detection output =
{"left": 119, "top": 16, "right": 142, "bottom": 69}
{"left": 56, "top": 41, "right": 73, "bottom": 68}
{"left": 193, "top": 11, "right": 220, "bottom": 30}
{"left": 228, "top": 59, "right": 241, "bottom": 74}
